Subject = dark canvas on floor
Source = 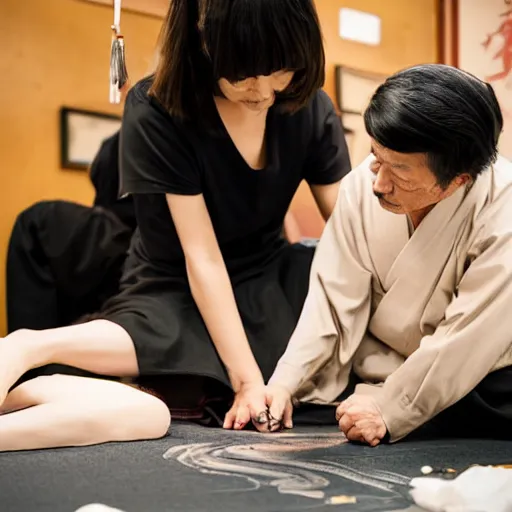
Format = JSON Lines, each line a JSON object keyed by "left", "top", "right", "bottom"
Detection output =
{"left": 1, "top": 422, "right": 511, "bottom": 512}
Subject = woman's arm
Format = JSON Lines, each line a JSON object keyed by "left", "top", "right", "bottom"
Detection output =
{"left": 268, "top": 175, "right": 372, "bottom": 397}
{"left": 166, "top": 193, "right": 263, "bottom": 391}
{"left": 283, "top": 211, "right": 302, "bottom": 243}
{"left": 310, "top": 181, "right": 341, "bottom": 221}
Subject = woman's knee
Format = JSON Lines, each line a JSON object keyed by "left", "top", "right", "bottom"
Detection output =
{"left": 91, "top": 383, "right": 171, "bottom": 442}
{"left": 124, "top": 390, "right": 172, "bottom": 440}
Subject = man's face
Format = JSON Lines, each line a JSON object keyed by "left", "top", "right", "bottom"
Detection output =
{"left": 369, "top": 140, "right": 466, "bottom": 215}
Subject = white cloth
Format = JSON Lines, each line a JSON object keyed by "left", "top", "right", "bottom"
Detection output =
{"left": 410, "top": 466, "right": 512, "bottom": 512}
{"left": 75, "top": 505, "right": 126, "bottom": 512}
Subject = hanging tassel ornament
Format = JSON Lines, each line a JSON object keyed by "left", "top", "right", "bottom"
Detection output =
{"left": 109, "top": 0, "right": 128, "bottom": 104}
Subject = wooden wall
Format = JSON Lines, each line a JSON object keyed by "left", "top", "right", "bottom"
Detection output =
{"left": 0, "top": 0, "right": 162, "bottom": 334}
{"left": 0, "top": 0, "right": 439, "bottom": 334}
{"left": 290, "top": 0, "right": 440, "bottom": 237}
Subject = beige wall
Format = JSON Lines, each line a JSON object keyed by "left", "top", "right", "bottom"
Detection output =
{"left": 0, "top": 0, "right": 439, "bottom": 335}
{"left": 457, "top": 0, "right": 512, "bottom": 159}
{"left": 318, "top": 0, "right": 439, "bottom": 100}
{"left": 290, "top": 0, "right": 440, "bottom": 237}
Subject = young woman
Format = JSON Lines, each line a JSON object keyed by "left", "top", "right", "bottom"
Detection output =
{"left": 0, "top": 0, "right": 350, "bottom": 451}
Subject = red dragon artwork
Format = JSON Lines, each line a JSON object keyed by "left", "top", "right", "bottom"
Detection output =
{"left": 482, "top": 0, "right": 512, "bottom": 83}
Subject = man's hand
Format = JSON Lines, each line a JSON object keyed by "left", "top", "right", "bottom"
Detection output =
{"left": 336, "top": 394, "right": 387, "bottom": 447}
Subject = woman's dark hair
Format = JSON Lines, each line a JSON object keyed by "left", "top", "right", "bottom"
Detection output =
{"left": 364, "top": 64, "right": 503, "bottom": 187}
{"left": 149, "top": 0, "right": 325, "bottom": 125}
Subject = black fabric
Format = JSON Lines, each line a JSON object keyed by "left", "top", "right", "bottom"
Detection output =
{"left": 6, "top": 201, "right": 133, "bottom": 333}
{"left": 428, "top": 366, "right": 512, "bottom": 440}
{"left": 101, "top": 242, "right": 315, "bottom": 386}
{"left": 1, "top": 422, "right": 511, "bottom": 512}
{"left": 7, "top": 126, "right": 137, "bottom": 335}
{"left": 136, "top": 362, "right": 358, "bottom": 426}
{"left": 90, "top": 130, "right": 137, "bottom": 231}
{"left": 119, "top": 77, "right": 351, "bottom": 276}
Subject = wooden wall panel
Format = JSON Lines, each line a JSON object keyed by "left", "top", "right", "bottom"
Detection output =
{"left": 289, "top": 0, "right": 439, "bottom": 239}
{"left": 79, "top": 0, "right": 169, "bottom": 18}
{"left": 0, "top": 0, "right": 163, "bottom": 334}
{"left": 0, "top": 0, "right": 439, "bottom": 334}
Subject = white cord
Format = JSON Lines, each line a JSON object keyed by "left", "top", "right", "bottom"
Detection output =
{"left": 113, "top": 0, "right": 122, "bottom": 33}
{"left": 110, "top": 0, "right": 126, "bottom": 104}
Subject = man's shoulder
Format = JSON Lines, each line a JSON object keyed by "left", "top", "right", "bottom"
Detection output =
{"left": 490, "top": 155, "right": 512, "bottom": 199}
{"left": 482, "top": 156, "right": 512, "bottom": 217}
{"left": 339, "top": 155, "right": 374, "bottom": 200}
{"left": 474, "top": 156, "right": 512, "bottom": 240}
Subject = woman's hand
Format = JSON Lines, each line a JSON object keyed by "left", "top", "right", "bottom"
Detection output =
{"left": 223, "top": 383, "right": 294, "bottom": 432}
{"left": 252, "top": 385, "right": 294, "bottom": 433}
{"left": 223, "top": 381, "right": 268, "bottom": 430}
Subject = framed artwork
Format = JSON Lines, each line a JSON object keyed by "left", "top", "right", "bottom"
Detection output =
{"left": 60, "top": 107, "right": 122, "bottom": 170}
{"left": 77, "top": 0, "right": 169, "bottom": 18}
{"left": 441, "top": 0, "right": 512, "bottom": 159}
{"left": 334, "top": 65, "right": 387, "bottom": 167}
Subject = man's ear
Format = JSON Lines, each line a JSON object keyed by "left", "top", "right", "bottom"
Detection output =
{"left": 456, "top": 173, "right": 472, "bottom": 186}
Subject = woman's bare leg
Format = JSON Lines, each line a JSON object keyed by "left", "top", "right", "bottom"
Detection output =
{"left": 0, "top": 374, "right": 171, "bottom": 452}
{"left": 0, "top": 320, "right": 139, "bottom": 405}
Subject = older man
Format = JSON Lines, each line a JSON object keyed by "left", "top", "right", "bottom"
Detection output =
{"left": 262, "top": 64, "right": 512, "bottom": 445}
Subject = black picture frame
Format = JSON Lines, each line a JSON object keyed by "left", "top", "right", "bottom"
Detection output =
{"left": 333, "top": 65, "right": 387, "bottom": 167}
{"left": 334, "top": 65, "right": 387, "bottom": 116}
{"left": 60, "top": 107, "right": 122, "bottom": 170}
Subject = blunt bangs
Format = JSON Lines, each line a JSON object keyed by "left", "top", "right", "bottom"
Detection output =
{"left": 150, "top": 0, "right": 325, "bottom": 123}
{"left": 201, "top": 0, "right": 325, "bottom": 111}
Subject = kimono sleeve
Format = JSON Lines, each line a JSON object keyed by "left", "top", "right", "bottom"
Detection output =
{"left": 374, "top": 225, "right": 512, "bottom": 442}
{"left": 302, "top": 91, "right": 352, "bottom": 185}
{"left": 119, "top": 96, "right": 201, "bottom": 196}
{"left": 269, "top": 171, "right": 373, "bottom": 395}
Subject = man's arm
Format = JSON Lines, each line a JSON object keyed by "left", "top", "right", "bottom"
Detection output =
{"left": 373, "top": 230, "right": 512, "bottom": 442}
{"left": 268, "top": 178, "right": 373, "bottom": 397}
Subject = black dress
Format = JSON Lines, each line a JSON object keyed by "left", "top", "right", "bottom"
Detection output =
{"left": 98, "top": 77, "right": 351, "bottom": 419}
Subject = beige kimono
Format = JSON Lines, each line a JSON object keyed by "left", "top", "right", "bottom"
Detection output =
{"left": 269, "top": 155, "right": 512, "bottom": 442}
